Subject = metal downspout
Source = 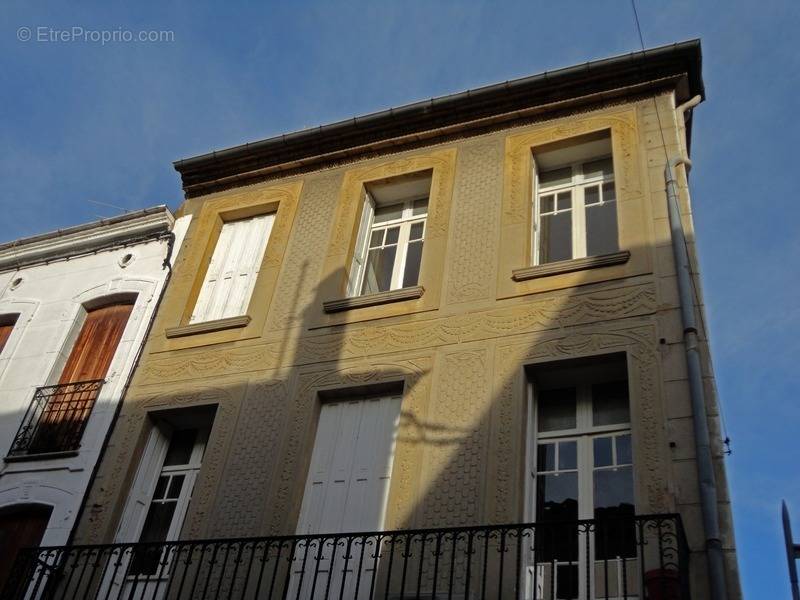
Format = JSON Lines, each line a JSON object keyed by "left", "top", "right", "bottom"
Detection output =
{"left": 666, "top": 94, "right": 728, "bottom": 600}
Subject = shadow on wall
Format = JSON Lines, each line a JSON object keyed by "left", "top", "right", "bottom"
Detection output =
{"left": 7, "top": 226, "right": 728, "bottom": 600}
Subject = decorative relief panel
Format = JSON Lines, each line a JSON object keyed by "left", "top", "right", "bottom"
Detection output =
{"left": 489, "top": 324, "right": 669, "bottom": 523}
{"left": 445, "top": 139, "right": 502, "bottom": 304}
{"left": 267, "top": 174, "right": 342, "bottom": 331}
{"left": 208, "top": 378, "right": 289, "bottom": 537}
{"left": 417, "top": 349, "right": 489, "bottom": 527}
{"left": 140, "top": 282, "right": 656, "bottom": 385}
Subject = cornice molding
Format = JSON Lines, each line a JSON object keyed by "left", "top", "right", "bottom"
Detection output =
{"left": 0, "top": 206, "right": 174, "bottom": 273}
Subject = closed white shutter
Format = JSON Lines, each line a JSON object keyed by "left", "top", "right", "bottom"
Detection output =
{"left": 296, "top": 396, "right": 401, "bottom": 535}
{"left": 346, "top": 195, "right": 375, "bottom": 297}
{"left": 290, "top": 396, "right": 401, "bottom": 600}
{"left": 190, "top": 213, "right": 275, "bottom": 323}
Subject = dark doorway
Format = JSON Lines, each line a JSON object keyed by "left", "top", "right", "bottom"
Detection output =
{"left": 0, "top": 504, "right": 53, "bottom": 590}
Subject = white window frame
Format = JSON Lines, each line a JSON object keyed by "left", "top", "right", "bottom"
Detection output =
{"left": 347, "top": 194, "right": 427, "bottom": 297}
{"left": 527, "top": 383, "right": 633, "bottom": 520}
{"left": 111, "top": 424, "right": 208, "bottom": 575}
{"left": 532, "top": 156, "right": 617, "bottom": 265}
{"left": 525, "top": 381, "right": 634, "bottom": 600}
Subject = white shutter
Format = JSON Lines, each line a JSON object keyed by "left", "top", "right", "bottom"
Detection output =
{"left": 190, "top": 214, "right": 274, "bottom": 323}
{"left": 114, "top": 423, "right": 172, "bottom": 542}
{"left": 346, "top": 195, "right": 375, "bottom": 297}
{"left": 295, "top": 395, "right": 401, "bottom": 536}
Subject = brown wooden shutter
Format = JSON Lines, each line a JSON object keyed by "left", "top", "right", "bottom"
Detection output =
{"left": 0, "top": 317, "right": 18, "bottom": 356}
{"left": 27, "top": 302, "right": 134, "bottom": 454}
{"left": 59, "top": 302, "right": 134, "bottom": 384}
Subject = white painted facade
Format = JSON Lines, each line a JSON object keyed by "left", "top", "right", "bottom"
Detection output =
{"left": 0, "top": 207, "right": 191, "bottom": 546}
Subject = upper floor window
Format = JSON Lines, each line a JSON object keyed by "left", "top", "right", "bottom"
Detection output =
{"left": 0, "top": 314, "right": 19, "bottom": 357}
{"left": 348, "top": 171, "right": 431, "bottom": 297}
{"left": 190, "top": 213, "right": 275, "bottom": 323}
{"left": 533, "top": 132, "right": 618, "bottom": 265}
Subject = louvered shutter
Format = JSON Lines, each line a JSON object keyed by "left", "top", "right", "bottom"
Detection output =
{"left": 190, "top": 213, "right": 275, "bottom": 323}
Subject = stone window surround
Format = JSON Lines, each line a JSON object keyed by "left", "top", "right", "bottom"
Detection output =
{"left": 314, "top": 149, "right": 457, "bottom": 327}
{"left": 159, "top": 181, "right": 302, "bottom": 351}
{"left": 497, "top": 108, "right": 653, "bottom": 300}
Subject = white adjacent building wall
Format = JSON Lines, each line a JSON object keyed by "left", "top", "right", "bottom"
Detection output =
{"left": 0, "top": 206, "right": 191, "bottom": 546}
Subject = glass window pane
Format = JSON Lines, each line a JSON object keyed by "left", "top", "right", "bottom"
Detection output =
{"left": 132, "top": 502, "right": 178, "bottom": 575}
{"left": 616, "top": 434, "right": 632, "bottom": 465}
{"left": 592, "top": 382, "right": 630, "bottom": 426}
{"left": 557, "top": 191, "right": 572, "bottom": 210}
{"left": 540, "top": 194, "right": 555, "bottom": 213}
{"left": 558, "top": 441, "right": 577, "bottom": 470}
{"left": 593, "top": 465, "right": 636, "bottom": 559}
{"left": 582, "top": 157, "right": 614, "bottom": 179}
{"left": 537, "top": 442, "right": 555, "bottom": 472}
{"left": 361, "top": 246, "right": 397, "bottom": 294}
{"left": 594, "top": 466, "right": 634, "bottom": 515}
{"left": 402, "top": 241, "right": 423, "bottom": 288}
{"left": 536, "top": 472, "right": 578, "bottom": 523}
{"left": 138, "top": 502, "right": 177, "bottom": 544}
{"left": 412, "top": 198, "right": 429, "bottom": 215}
{"left": 167, "top": 474, "right": 185, "bottom": 500}
{"left": 538, "top": 166, "right": 572, "bottom": 188}
{"left": 163, "top": 429, "right": 197, "bottom": 466}
{"left": 373, "top": 203, "right": 404, "bottom": 223}
{"left": 153, "top": 475, "right": 169, "bottom": 500}
{"left": 384, "top": 226, "right": 400, "bottom": 245}
{"left": 537, "top": 388, "right": 577, "bottom": 432}
{"left": 585, "top": 202, "right": 618, "bottom": 257}
{"left": 584, "top": 185, "right": 600, "bottom": 206}
{"left": 369, "top": 229, "right": 384, "bottom": 248}
{"left": 602, "top": 181, "right": 616, "bottom": 202}
{"left": 593, "top": 436, "right": 613, "bottom": 467}
{"left": 409, "top": 221, "right": 425, "bottom": 241}
{"left": 539, "top": 212, "right": 572, "bottom": 263}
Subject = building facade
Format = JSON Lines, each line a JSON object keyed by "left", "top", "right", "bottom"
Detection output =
{"left": 9, "top": 41, "right": 739, "bottom": 599}
{"left": 0, "top": 207, "right": 188, "bottom": 584}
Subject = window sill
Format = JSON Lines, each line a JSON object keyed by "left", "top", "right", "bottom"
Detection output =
{"left": 511, "top": 250, "right": 630, "bottom": 282}
{"left": 165, "top": 315, "right": 252, "bottom": 338}
{"left": 4, "top": 450, "right": 79, "bottom": 463}
{"left": 323, "top": 286, "right": 425, "bottom": 313}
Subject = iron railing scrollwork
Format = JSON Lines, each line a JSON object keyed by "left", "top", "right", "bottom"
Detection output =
{"left": 7, "top": 379, "right": 104, "bottom": 457}
{"left": 3, "top": 513, "right": 690, "bottom": 599}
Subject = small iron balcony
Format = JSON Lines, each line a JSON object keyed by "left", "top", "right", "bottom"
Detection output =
{"left": 3, "top": 514, "right": 690, "bottom": 599}
{"left": 6, "top": 379, "right": 104, "bottom": 457}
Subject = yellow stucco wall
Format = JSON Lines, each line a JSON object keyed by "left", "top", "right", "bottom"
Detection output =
{"left": 73, "top": 93, "right": 739, "bottom": 598}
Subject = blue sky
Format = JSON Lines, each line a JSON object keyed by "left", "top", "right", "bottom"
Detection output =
{"left": 2, "top": 1, "right": 799, "bottom": 596}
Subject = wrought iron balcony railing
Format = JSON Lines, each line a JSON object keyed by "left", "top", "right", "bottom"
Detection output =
{"left": 7, "top": 379, "right": 104, "bottom": 457}
{"left": 3, "top": 514, "right": 689, "bottom": 600}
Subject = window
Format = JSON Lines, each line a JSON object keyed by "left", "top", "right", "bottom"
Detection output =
{"left": 190, "top": 213, "right": 275, "bottom": 323}
{"left": 0, "top": 314, "right": 19, "bottom": 357}
{"left": 533, "top": 132, "right": 618, "bottom": 265}
{"left": 527, "top": 356, "right": 634, "bottom": 599}
{"left": 129, "top": 425, "right": 209, "bottom": 576}
{"left": 348, "top": 172, "right": 432, "bottom": 297}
